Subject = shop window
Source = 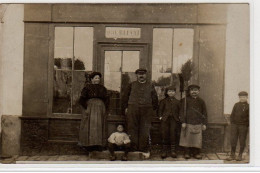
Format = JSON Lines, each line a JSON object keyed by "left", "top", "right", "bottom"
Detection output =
{"left": 53, "top": 27, "right": 93, "bottom": 114}
{"left": 104, "top": 50, "right": 139, "bottom": 115}
{"left": 152, "top": 28, "right": 194, "bottom": 100}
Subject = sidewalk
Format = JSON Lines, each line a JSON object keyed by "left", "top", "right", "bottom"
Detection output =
{"left": 0, "top": 151, "right": 249, "bottom": 164}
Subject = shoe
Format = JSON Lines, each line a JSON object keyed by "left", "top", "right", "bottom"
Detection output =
{"left": 121, "top": 155, "right": 128, "bottom": 161}
{"left": 161, "top": 145, "right": 167, "bottom": 159}
{"left": 184, "top": 154, "right": 190, "bottom": 159}
{"left": 110, "top": 155, "right": 116, "bottom": 161}
{"left": 194, "top": 154, "right": 202, "bottom": 159}
{"left": 226, "top": 154, "right": 236, "bottom": 161}
{"left": 142, "top": 152, "right": 150, "bottom": 159}
{"left": 170, "top": 145, "right": 177, "bottom": 158}
{"left": 236, "top": 154, "right": 243, "bottom": 161}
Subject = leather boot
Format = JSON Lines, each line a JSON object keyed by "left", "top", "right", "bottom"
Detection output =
{"left": 184, "top": 147, "right": 190, "bottom": 159}
{"left": 226, "top": 152, "right": 236, "bottom": 161}
{"left": 161, "top": 145, "right": 168, "bottom": 159}
{"left": 170, "top": 145, "right": 177, "bottom": 158}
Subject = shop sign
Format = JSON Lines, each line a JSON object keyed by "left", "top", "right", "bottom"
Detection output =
{"left": 105, "top": 27, "right": 141, "bottom": 39}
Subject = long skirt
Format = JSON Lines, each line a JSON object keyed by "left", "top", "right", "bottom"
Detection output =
{"left": 179, "top": 124, "right": 203, "bottom": 149}
{"left": 78, "top": 98, "right": 107, "bottom": 147}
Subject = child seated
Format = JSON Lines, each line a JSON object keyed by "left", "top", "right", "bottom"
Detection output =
{"left": 107, "top": 124, "right": 131, "bottom": 161}
{"left": 226, "top": 91, "right": 249, "bottom": 161}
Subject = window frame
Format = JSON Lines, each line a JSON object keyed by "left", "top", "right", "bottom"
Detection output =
{"left": 48, "top": 24, "right": 95, "bottom": 119}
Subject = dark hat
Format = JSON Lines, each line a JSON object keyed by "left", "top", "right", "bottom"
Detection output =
{"left": 188, "top": 84, "right": 200, "bottom": 90}
{"left": 165, "top": 86, "right": 177, "bottom": 97}
{"left": 135, "top": 68, "right": 147, "bottom": 74}
{"left": 166, "top": 86, "right": 177, "bottom": 91}
{"left": 238, "top": 91, "right": 248, "bottom": 96}
{"left": 89, "top": 71, "right": 102, "bottom": 79}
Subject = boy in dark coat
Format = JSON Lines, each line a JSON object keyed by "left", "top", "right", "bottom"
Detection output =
{"left": 158, "top": 86, "right": 180, "bottom": 158}
{"left": 226, "top": 91, "right": 249, "bottom": 161}
{"left": 179, "top": 84, "right": 207, "bottom": 159}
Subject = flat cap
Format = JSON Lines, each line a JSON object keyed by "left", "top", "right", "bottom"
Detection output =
{"left": 188, "top": 84, "right": 200, "bottom": 90}
{"left": 238, "top": 91, "right": 248, "bottom": 96}
{"left": 135, "top": 68, "right": 147, "bottom": 74}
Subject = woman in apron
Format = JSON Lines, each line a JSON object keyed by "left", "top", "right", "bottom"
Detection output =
{"left": 78, "top": 72, "right": 108, "bottom": 151}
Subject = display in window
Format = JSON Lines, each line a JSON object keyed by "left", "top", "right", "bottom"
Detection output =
{"left": 53, "top": 70, "right": 72, "bottom": 113}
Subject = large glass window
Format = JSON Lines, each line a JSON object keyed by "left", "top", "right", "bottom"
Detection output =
{"left": 53, "top": 27, "right": 94, "bottom": 114}
{"left": 152, "top": 28, "right": 194, "bottom": 100}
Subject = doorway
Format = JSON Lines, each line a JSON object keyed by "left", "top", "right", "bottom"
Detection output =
{"left": 98, "top": 43, "right": 149, "bottom": 116}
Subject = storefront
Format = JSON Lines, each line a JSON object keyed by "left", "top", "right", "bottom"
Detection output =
{"left": 20, "top": 4, "right": 231, "bottom": 155}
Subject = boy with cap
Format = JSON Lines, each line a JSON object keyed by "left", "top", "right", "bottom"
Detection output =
{"left": 158, "top": 86, "right": 181, "bottom": 158}
{"left": 179, "top": 84, "right": 207, "bottom": 159}
{"left": 122, "top": 68, "right": 158, "bottom": 159}
{"left": 226, "top": 91, "right": 249, "bottom": 161}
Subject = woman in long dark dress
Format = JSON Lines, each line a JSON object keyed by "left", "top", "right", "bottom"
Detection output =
{"left": 78, "top": 72, "right": 108, "bottom": 149}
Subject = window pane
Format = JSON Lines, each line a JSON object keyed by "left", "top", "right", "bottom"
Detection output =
{"left": 53, "top": 70, "right": 72, "bottom": 113}
{"left": 122, "top": 51, "right": 140, "bottom": 72}
{"left": 54, "top": 27, "right": 73, "bottom": 70}
{"left": 152, "top": 28, "right": 173, "bottom": 73}
{"left": 72, "top": 71, "right": 86, "bottom": 114}
{"left": 74, "top": 27, "right": 94, "bottom": 71}
{"left": 172, "top": 29, "right": 194, "bottom": 73}
{"left": 152, "top": 28, "right": 173, "bottom": 101}
{"left": 104, "top": 51, "right": 122, "bottom": 115}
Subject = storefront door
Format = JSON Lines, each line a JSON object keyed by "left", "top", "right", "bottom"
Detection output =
{"left": 98, "top": 43, "right": 149, "bottom": 116}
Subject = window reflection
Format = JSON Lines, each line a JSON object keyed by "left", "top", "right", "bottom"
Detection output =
{"left": 172, "top": 29, "right": 194, "bottom": 73}
{"left": 152, "top": 28, "right": 194, "bottom": 101}
{"left": 104, "top": 50, "right": 140, "bottom": 115}
{"left": 53, "top": 70, "right": 72, "bottom": 113}
{"left": 53, "top": 27, "right": 93, "bottom": 114}
{"left": 74, "top": 27, "right": 94, "bottom": 71}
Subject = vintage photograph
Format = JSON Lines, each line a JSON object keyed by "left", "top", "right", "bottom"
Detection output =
{"left": 0, "top": 3, "right": 250, "bottom": 165}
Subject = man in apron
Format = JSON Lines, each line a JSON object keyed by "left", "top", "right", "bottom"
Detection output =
{"left": 179, "top": 84, "right": 207, "bottom": 159}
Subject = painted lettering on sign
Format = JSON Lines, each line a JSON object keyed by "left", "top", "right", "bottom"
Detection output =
{"left": 105, "top": 27, "right": 141, "bottom": 39}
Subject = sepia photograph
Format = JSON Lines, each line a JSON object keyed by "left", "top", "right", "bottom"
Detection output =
{"left": 0, "top": 1, "right": 253, "bottom": 169}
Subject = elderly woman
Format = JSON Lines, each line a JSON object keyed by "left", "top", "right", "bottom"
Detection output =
{"left": 78, "top": 72, "right": 108, "bottom": 150}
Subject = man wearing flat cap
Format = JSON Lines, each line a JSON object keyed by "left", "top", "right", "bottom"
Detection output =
{"left": 122, "top": 68, "right": 158, "bottom": 158}
{"left": 179, "top": 84, "right": 207, "bottom": 159}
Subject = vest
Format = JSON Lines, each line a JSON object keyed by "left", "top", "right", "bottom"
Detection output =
{"left": 128, "top": 81, "right": 153, "bottom": 106}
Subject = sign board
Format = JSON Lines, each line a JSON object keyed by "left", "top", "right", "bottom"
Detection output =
{"left": 105, "top": 27, "right": 141, "bottom": 39}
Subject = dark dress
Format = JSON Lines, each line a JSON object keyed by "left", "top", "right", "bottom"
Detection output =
{"left": 78, "top": 84, "right": 108, "bottom": 147}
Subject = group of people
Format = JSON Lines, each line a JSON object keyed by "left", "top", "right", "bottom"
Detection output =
{"left": 78, "top": 68, "right": 249, "bottom": 161}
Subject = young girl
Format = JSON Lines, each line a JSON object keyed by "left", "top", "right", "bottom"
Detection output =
{"left": 158, "top": 86, "right": 180, "bottom": 158}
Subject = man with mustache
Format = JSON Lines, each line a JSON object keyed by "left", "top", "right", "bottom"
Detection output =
{"left": 122, "top": 68, "right": 158, "bottom": 159}
{"left": 179, "top": 84, "right": 208, "bottom": 159}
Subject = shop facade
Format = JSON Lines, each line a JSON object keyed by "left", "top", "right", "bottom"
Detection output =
{"left": 0, "top": 4, "right": 250, "bottom": 156}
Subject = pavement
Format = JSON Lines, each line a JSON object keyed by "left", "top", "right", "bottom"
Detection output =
{"left": 0, "top": 151, "right": 249, "bottom": 164}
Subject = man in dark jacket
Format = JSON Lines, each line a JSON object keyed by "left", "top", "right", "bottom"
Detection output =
{"left": 179, "top": 84, "right": 207, "bottom": 159}
{"left": 122, "top": 68, "right": 158, "bottom": 158}
{"left": 226, "top": 91, "right": 249, "bottom": 161}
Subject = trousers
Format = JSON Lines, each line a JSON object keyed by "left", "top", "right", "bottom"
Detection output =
{"left": 108, "top": 142, "right": 131, "bottom": 155}
{"left": 230, "top": 124, "right": 248, "bottom": 154}
{"left": 161, "top": 116, "right": 178, "bottom": 145}
{"left": 126, "top": 105, "right": 153, "bottom": 152}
